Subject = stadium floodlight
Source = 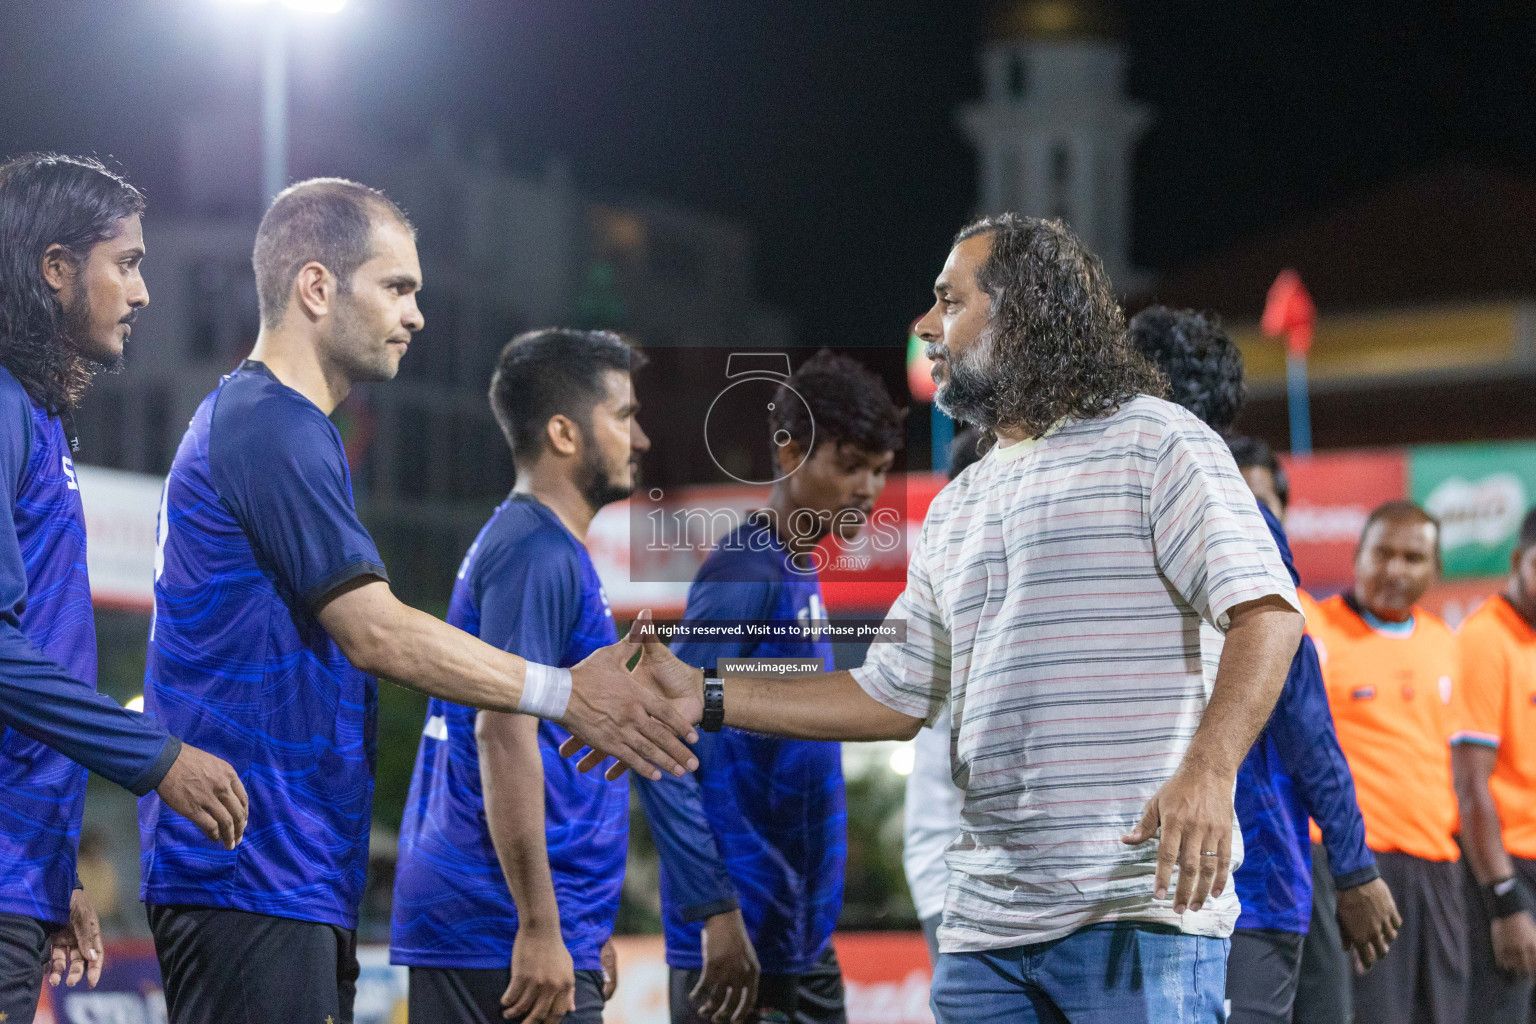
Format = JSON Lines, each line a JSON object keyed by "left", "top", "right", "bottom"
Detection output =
{"left": 213, "top": 0, "right": 350, "bottom": 204}
{"left": 226, "top": 0, "right": 349, "bottom": 14}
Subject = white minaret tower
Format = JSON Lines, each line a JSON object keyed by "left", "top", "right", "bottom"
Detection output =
{"left": 959, "top": 0, "right": 1152, "bottom": 292}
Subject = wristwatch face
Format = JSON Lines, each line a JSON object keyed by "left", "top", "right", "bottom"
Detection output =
{"left": 704, "top": 355, "right": 815, "bottom": 485}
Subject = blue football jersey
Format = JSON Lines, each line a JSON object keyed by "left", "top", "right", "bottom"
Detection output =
{"left": 636, "top": 516, "right": 845, "bottom": 974}
{"left": 390, "top": 494, "right": 626, "bottom": 971}
{"left": 140, "top": 361, "right": 388, "bottom": 929}
{"left": 0, "top": 370, "right": 93, "bottom": 925}
{"left": 1233, "top": 502, "right": 1377, "bottom": 932}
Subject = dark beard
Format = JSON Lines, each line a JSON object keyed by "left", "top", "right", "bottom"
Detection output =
{"left": 52, "top": 296, "right": 118, "bottom": 407}
{"left": 577, "top": 445, "right": 634, "bottom": 512}
{"left": 935, "top": 335, "right": 1002, "bottom": 429}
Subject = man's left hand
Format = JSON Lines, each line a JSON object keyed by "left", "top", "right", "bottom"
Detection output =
{"left": 1121, "top": 761, "right": 1234, "bottom": 914}
{"left": 48, "top": 888, "right": 104, "bottom": 988}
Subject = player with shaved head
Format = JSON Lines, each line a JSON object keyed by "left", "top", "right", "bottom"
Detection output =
{"left": 140, "top": 178, "right": 698, "bottom": 1024}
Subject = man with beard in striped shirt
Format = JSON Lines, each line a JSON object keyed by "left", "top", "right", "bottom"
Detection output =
{"left": 573, "top": 214, "right": 1305, "bottom": 1023}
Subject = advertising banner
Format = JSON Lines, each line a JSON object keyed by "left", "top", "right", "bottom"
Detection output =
{"left": 590, "top": 473, "right": 948, "bottom": 619}
{"left": 76, "top": 465, "right": 162, "bottom": 612}
{"left": 35, "top": 936, "right": 931, "bottom": 1024}
{"left": 1281, "top": 451, "right": 1408, "bottom": 586}
{"left": 1410, "top": 442, "right": 1536, "bottom": 578}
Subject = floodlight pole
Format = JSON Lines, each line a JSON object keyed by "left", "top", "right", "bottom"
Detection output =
{"left": 261, "top": 13, "right": 288, "bottom": 207}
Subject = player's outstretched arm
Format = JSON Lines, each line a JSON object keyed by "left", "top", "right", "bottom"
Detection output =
{"left": 478, "top": 711, "right": 577, "bottom": 1024}
{"left": 561, "top": 612, "right": 923, "bottom": 772}
{"left": 316, "top": 579, "right": 698, "bottom": 781}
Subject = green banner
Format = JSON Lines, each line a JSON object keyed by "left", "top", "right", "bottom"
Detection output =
{"left": 1409, "top": 441, "right": 1536, "bottom": 577}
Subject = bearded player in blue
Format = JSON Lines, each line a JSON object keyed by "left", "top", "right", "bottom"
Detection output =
{"left": 0, "top": 154, "right": 247, "bottom": 1023}
{"left": 141, "top": 181, "right": 697, "bottom": 1024}
{"left": 393, "top": 329, "right": 652, "bottom": 1024}
{"left": 1129, "top": 306, "right": 1401, "bottom": 1024}
{"left": 637, "top": 350, "right": 904, "bottom": 1024}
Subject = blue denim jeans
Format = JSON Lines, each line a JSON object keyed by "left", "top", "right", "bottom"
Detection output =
{"left": 930, "top": 922, "right": 1229, "bottom": 1024}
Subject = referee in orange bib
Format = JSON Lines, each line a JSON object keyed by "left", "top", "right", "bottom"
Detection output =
{"left": 1453, "top": 507, "right": 1536, "bottom": 1022}
{"left": 1308, "top": 501, "right": 1469, "bottom": 1024}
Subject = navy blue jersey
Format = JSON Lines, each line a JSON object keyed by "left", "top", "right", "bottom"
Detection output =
{"left": 0, "top": 368, "right": 177, "bottom": 927}
{"left": 636, "top": 516, "right": 844, "bottom": 974}
{"left": 391, "top": 495, "right": 626, "bottom": 971}
{"left": 1233, "top": 503, "right": 1377, "bottom": 932}
{"left": 140, "top": 361, "right": 388, "bottom": 929}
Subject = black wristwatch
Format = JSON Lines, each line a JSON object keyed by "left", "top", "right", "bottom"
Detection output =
{"left": 701, "top": 671, "right": 725, "bottom": 733}
{"left": 1483, "top": 876, "right": 1536, "bottom": 919}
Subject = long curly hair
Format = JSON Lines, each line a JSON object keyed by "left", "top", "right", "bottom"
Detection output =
{"left": 952, "top": 214, "right": 1165, "bottom": 438}
{"left": 0, "top": 154, "right": 146, "bottom": 411}
{"left": 1128, "top": 305, "right": 1245, "bottom": 434}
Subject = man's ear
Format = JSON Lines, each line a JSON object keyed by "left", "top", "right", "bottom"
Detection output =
{"left": 40, "top": 243, "right": 73, "bottom": 294}
{"left": 545, "top": 414, "right": 581, "bottom": 458}
{"left": 775, "top": 439, "right": 806, "bottom": 476}
{"left": 292, "top": 261, "right": 336, "bottom": 321}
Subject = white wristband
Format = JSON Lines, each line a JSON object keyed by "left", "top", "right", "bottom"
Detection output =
{"left": 518, "top": 662, "right": 572, "bottom": 721}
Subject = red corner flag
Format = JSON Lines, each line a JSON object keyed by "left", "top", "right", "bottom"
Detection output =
{"left": 1261, "top": 268, "right": 1316, "bottom": 356}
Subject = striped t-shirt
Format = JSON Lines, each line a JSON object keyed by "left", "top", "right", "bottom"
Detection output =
{"left": 852, "top": 395, "right": 1297, "bottom": 952}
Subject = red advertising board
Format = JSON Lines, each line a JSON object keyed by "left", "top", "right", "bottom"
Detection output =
{"left": 819, "top": 472, "right": 948, "bottom": 615}
{"left": 1281, "top": 450, "right": 1408, "bottom": 587}
{"left": 832, "top": 932, "right": 935, "bottom": 1024}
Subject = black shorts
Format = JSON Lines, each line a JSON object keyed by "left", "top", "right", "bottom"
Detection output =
{"left": 408, "top": 965, "right": 606, "bottom": 1024}
{"left": 1226, "top": 928, "right": 1304, "bottom": 1024}
{"left": 670, "top": 945, "right": 845, "bottom": 1024}
{"left": 1463, "top": 851, "right": 1536, "bottom": 1024}
{"left": 1350, "top": 852, "right": 1467, "bottom": 1024}
{"left": 0, "top": 912, "right": 49, "bottom": 1024}
{"left": 146, "top": 903, "right": 359, "bottom": 1024}
{"left": 1295, "top": 842, "right": 1350, "bottom": 1024}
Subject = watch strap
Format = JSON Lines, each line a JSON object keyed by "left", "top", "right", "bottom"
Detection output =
{"left": 701, "top": 673, "right": 725, "bottom": 733}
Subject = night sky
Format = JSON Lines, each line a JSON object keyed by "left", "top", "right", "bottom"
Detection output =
{"left": 3, "top": 0, "right": 1535, "bottom": 347}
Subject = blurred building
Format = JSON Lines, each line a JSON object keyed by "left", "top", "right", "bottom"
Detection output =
{"left": 76, "top": 125, "right": 792, "bottom": 602}
{"left": 959, "top": 0, "right": 1152, "bottom": 292}
{"left": 1143, "top": 164, "right": 1536, "bottom": 451}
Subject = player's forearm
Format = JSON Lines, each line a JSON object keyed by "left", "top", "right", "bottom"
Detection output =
{"left": 0, "top": 629, "right": 180, "bottom": 793}
{"left": 1182, "top": 597, "right": 1303, "bottom": 779}
{"left": 318, "top": 581, "right": 524, "bottom": 713}
{"left": 478, "top": 711, "right": 562, "bottom": 931}
{"left": 724, "top": 670, "right": 923, "bottom": 741}
{"left": 1453, "top": 745, "right": 1513, "bottom": 884}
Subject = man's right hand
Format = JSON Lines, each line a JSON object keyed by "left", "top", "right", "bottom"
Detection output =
{"left": 560, "top": 612, "right": 701, "bottom": 781}
{"left": 154, "top": 744, "right": 248, "bottom": 850}
{"left": 1336, "top": 877, "right": 1400, "bottom": 971}
{"left": 501, "top": 926, "right": 577, "bottom": 1024}
{"left": 690, "top": 909, "right": 760, "bottom": 1024}
{"left": 1492, "top": 910, "right": 1536, "bottom": 975}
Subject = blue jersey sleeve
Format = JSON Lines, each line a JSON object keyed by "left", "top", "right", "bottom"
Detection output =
{"left": 209, "top": 385, "right": 387, "bottom": 607}
{"left": 0, "top": 383, "right": 179, "bottom": 794}
{"left": 1255, "top": 502, "right": 1377, "bottom": 889}
{"left": 636, "top": 566, "right": 780, "bottom": 923}
{"left": 1270, "top": 636, "right": 1379, "bottom": 889}
{"left": 474, "top": 527, "right": 581, "bottom": 663}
